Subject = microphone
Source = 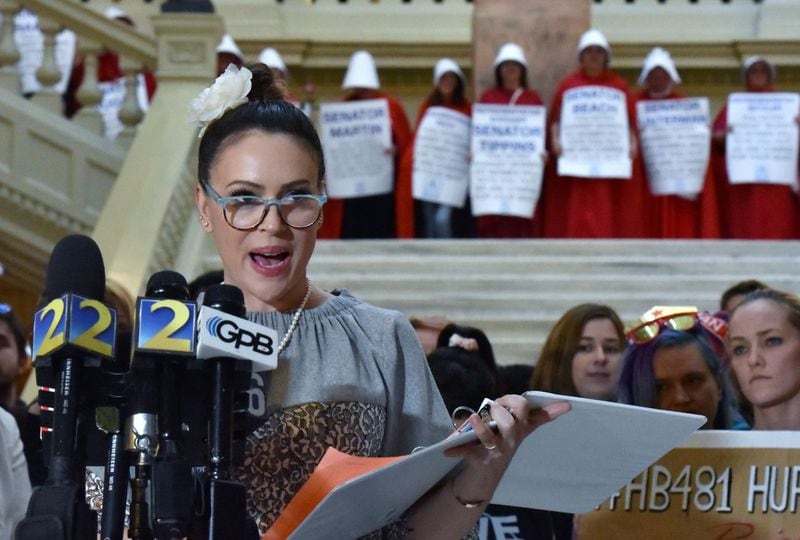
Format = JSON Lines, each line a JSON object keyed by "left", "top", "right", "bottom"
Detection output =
{"left": 195, "top": 284, "right": 271, "bottom": 540}
{"left": 31, "top": 234, "right": 117, "bottom": 483}
{"left": 129, "top": 270, "right": 197, "bottom": 540}
{"left": 18, "top": 234, "right": 115, "bottom": 540}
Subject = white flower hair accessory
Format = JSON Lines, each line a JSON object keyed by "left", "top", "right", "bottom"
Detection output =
{"left": 188, "top": 63, "right": 253, "bottom": 138}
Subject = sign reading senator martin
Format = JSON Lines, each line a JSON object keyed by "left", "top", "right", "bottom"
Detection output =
{"left": 469, "top": 104, "right": 545, "bottom": 218}
{"left": 726, "top": 92, "right": 800, "bottom": 186}
{"left": 412, "top": 107, "right": 471, "bottom": 207}
{"left": 319, "top": 99, "right": 393, "bottom": 198}
{"left": 557, "top": 85, "right": 631, "bottom": 179}
{"left": 578, "top": 431, "right": 800, "bottom": 539}
{"left": 637, "top": 98, "right": 710, "bottom": 196}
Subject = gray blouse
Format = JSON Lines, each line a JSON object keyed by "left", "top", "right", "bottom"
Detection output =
{"left": 238, "top": 289, "right": 453, "bottom": 535}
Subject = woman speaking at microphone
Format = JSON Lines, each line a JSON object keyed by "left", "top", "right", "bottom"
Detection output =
{"left": 191, "top": 63, "right": 569, "bottom": 537}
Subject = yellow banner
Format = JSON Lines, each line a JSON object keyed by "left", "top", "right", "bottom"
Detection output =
{"left": 578, "top": 431, "right": 800, "bottom": 539}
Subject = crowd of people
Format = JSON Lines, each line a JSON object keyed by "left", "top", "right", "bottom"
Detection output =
{"left": 13, "top": 11, "right": 797, "bottom": 241}
{"left": 420, "top": 278, "right": 800, "bottom": 537}
{"left": 224, "top": 30, "right": 800, "bottom": 241}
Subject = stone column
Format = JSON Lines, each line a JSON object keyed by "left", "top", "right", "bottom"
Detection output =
{"left": 472, "top": 0, "right": 590, "bottom": 107}
{"left": 93, "top": 13, "right": 224, "bottom": 298}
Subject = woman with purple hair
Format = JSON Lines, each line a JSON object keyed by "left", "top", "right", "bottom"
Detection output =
{"left": 618, "top": 306, "right": 741, "bottom": 429}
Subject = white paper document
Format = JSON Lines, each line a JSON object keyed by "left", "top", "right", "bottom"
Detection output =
{"left": 288, "top": 392, "right": 704, "bottom": 539}
{"left": 557, "top": 85, "right": 632, "bottom": 179}
{"left": 412, "top": 106, "right": 471, "bottom": 207}
{"left": 637, "top": 97, "right": 710, "bottom": 196}
{"left": 726, "top": 92, "right": 800, "bottom": 186}
{"left": 319, "top": 99, "right": 394, "bottom": 198}
{"left": 469, "top": 104, "right": 546, "bottom": 218}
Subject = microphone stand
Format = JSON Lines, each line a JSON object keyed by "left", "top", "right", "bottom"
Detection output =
{"left": 193, "top": 285, "right": 258, "bottom": 540}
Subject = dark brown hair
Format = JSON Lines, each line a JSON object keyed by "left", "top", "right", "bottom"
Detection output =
{"left": 529, "top": 303, "right": 625, "bottom": 396}
{"left": 197, "top": 62, "right": 325, "bottom": 190}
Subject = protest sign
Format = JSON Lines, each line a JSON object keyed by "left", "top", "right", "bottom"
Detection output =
{"left": 469, "top": 104, "right": 545, "bottom": 218}
{"left": 557, "top": 85, "right": 631, "bottom": 179}
{"left": 412, "top": 107, "right": 471, "bottom": 207}
{"left": 637, "top": 97, "right": 710, "bottom": 196}
{"left": 726, "top": 92, "right": 800, "bottom": 186}
{"left": 319, "top": 99, "right": 393, "bottom": 198}
{"left": 578, "top": 431, "right": 800, "bottom": 539}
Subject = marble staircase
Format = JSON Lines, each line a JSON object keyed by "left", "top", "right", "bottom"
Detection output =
{"left": 306, "top": 239, "right": 800, "bottom": 366}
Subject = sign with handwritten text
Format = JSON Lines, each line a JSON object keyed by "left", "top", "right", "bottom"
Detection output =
{"left": 469, "top": 104, "right": 545, "bottom": 218}
{"left": 578, "top": 431, "right": 800, "bottom": 539}
{"left": 637, "top": 97, "right": 710, "bottom": 196}
{"left": 412, "top": 107, "right": 471, "bottom": 207}
{"left": 726, "top": 92, "right": 800, "bottom": 186}
{"left": 319, "top": 99, "right": 393, "bottom": 198}
{"left": 558, "top": 85, "right": 631, "bottom": 179}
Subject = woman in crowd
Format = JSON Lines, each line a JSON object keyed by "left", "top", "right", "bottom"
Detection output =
{"left": 476, "top": 42, "right": 544, "bottom": 238}
{"left": 711, "top": 56, "right": 799, "bottom": 239}
{"left": 618, "top": 306, "right": 740, "bottom": 429}
{"left": 398, "top": 58, "right": 473, "bottom": 238}
{"left": 530, "top": 303, "right": 625, "bottom": 402}
{"left": 318, "top": 50, "right": 413, "bottom": 240}
{"left": 727, "top": 289, "right": 800, "bottom": 430}
{"left": 528, "top": 303, "right": 624, "bottom": 538}
{"left": 191, "top": 62, "right": 568, "bottom": 536}
{"left": 0, "top": 304, "right": 45, "bottom": 485}
{"left": 543, "top": 29, "right": 647, "bottom": 238}
{"left": 635, "top": 47, "right": 719, "bottom": 239}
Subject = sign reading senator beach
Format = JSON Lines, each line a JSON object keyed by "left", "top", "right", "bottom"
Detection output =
{"left": 469, "top": 104, "right": 546, "bottom": 218}
{"left": 412, "top": 106, "right": 471, "bottom": 207}
{"left": 578, "top": 431, "right": 800, "bottom": 539}
{"left": 637, "top": 97, "right": 711, "bottom": 196}
{"left": 319, "top": 98, "right": 393, "bottom": 198}
{"left": 726, "top": 92, "right": 800, "bottom": 186}
{"left": 557, "top": 85, "right": 631, "bottom": 179}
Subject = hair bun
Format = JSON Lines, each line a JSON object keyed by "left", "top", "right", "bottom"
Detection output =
{"left": 246, "top": 62, "right": 286, "bottom": 101}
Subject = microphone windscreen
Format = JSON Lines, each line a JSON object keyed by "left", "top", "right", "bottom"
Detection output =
{"left": 42, "top": 234, "right": 106, "bottom": 302}
{"left": 202, "top": 284, "right": 246, "bottom": 318}
{"left": 145, "top": 270, "right": 189, "bottom": 300}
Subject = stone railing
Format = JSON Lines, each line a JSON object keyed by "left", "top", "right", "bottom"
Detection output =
{"left": 0, "top": 0, "right": 224, "bottom": 298}
{"left": 0, "top": 0, "right": 158, "bottom": 146}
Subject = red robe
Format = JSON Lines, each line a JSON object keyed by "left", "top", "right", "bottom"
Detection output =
{"left": 711, "top": 90, "right": 799, "bottom": 239}
{"left": 542, "top": 70, "right": 648, "bottom": 238}
{"left": 475, "top": 87, "right": 545, "bottom": 238}
{"left": 396, "top": 100, "right": 472, "bottom": 238}
{"left": 318, "top": 90, "right": 412, "bottom": 239}
{"left": 65, "top": 50, "right": 157, "bottom": 118}
{"left": 636, "top": 89, "right": 720, "bottom": 238}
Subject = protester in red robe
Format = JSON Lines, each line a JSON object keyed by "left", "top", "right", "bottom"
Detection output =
{"left": 636, "top": 47, "right": 720, "bottom": 239}
{"left": 397, "top": 58, "right": 472, "bottom": 238}
{"left": 318, "top": 50, "right": 412, "bottom": 239}
{"left": 474, "top": 43, "right": 545, "bottom": 238}
{"left": 711, "top": 56, "right": 799, "bottom": 239}
{"left": 64, "top": 6, "right": 156, "bottom": 120}
{"left": 543, "top": 29, "right": 648, "bottom": 238}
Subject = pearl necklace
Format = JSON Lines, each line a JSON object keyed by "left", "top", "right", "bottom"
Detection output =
{"left": 277, "top": 278, "right": 312, "bottom": 355}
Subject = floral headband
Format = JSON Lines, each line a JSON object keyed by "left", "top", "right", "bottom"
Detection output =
{"left": 188, "top": 63, "right": 253, "bottom": 138}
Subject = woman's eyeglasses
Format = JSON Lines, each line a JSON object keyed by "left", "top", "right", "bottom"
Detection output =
{"left": 202, "top": 182, "right": 327, "bottom": 231}
{"left": 626, "top": 312, "right": 697, "bottom": 345}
